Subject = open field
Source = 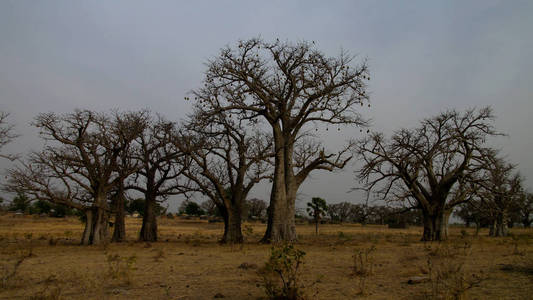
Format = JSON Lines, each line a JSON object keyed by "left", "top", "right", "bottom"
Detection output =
{"left": 0, "top": 213, "right": 532, "bottom": 299}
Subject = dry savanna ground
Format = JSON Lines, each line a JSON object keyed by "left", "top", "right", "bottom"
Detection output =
{"left": 0, "top": 213, "right": 532, "bottom": 299}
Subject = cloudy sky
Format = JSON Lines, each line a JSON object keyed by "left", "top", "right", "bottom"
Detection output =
{"left": 1, "top": 1, "right": 532, "bottom": 210}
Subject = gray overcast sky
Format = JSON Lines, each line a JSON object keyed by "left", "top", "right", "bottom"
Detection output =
{"left": 1, "top": 1, "right": 532, "bottom": 210}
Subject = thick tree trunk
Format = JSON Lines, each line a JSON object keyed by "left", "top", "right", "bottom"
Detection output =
{"left": 489, "top": 211, "right": 509, "bottom": 237}
{"left": 221, "top": 206, "right": 243, "bottom": 243}
{"left": 421, "top": 208, "right": 449, "bottom": 242}
{"left": 81, "top": 204, "right": 110, "bottom": 245}
{"left": 91, "top": 206, "right": 110, "bottom": 244}
{"left": 440, "top": 209, "right": 451, "bottom": 239}
{"left": 81, "top": 209, "right": 93, "bottom": 245}
{"left": 112, "top": 186, "right": 126, "bottom": 242}
{"left": 261, "top": 134, "right": 297, "bottom": 243}
{"left": 140, "top": 194, "right": 158, "bottom": 242}
{"left": 262, "top": 201, "right": 296, "bottom": 243}
{"left": 261, "top": 180, "right": 297, "bottom": 243}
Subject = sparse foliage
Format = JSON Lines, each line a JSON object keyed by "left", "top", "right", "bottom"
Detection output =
{"left": 179, "top": 201, "right": 205, "bottom": 216}
{"left": 307, "top": 197, "right": 327, "bottom": 235}
{"left": 8, "top": 192, "right": 29, "bottom": 213}
{"left": 259, "top": 244, "right": 307, "bottom": 300}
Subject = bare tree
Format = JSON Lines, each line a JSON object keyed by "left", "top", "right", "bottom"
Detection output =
{"left": 6, "top": 110, "right": 142, "bottom": 245}
{"left": 327, "top": 202, "right": 353, "bottom": 223}
{"left": 127, "top": 115, "right": 188, "bottom": 242}
{"left": 6, "top": 151, "right": 87, "bottom": 214}
{"left": 193, "top": 38, "right": 370, "bottom": 242}
{"left": 246, "top": 198, "right": 268, "bottom": 220}
{"left": 109, "top": 110, "right": 150, "bottom": 242}
{"left": 200, "top": 198, "right": 219, "bottom": 216}
{"left": 349, "top": 203, "right": 375, "bottom": 226}
{"left": 0, "top": 111, "right": 19, "bottom": 160}
{"left": 475, "top": 151, "right": 523, "bottom": 237}
{"left": 177, "top": 107, "right": 272, "bottom": 243}
{"left": 516, "top": 192, "right": 533, "bottom": 228}
{"left": 356, "top": 107, "right": 499, "bottom": 241}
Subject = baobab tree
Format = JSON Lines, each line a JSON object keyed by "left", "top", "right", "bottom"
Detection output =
{"left": 356, "top": 107, "right": 499, "bottom": 241}
{"left": 516, "top": 192, "right": 533, "bottom": 228}
{"left": 193, "top": 38, "right": 370, "bottom": 242}
{"left": 109, "top": 110, "right": 150, "bottom": 242}
{"left": 475, "top": 151, "right": 523, "bottom": 237}
{"left": 177, "top": 107, "right": 272, "bottom": 243}
{"left": 6, "top": 151, "right": 88, "bottom": 215}
{"left": 127, "top": 114, "right": 189, "bottom": 242}
{"left": 6, "top": 110, "right": 144, "bottom": 245}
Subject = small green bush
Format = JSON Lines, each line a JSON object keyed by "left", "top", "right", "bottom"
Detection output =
{"left": 259, "top": 244, "right": 306, "bottom": 300}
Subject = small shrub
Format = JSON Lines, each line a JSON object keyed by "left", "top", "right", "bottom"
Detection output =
{"left": 238, "top": 262, "right": 258, "bottom": 270}
{"left": 352, "top": 245, "right": 376, "bottom": 295}
{"left": 24, "top": 233, "right": 35, "bottom": 257}
{"left": 424, "top": 241, "right": 483, "bottom": 299}
{"left": 64, "top": 231, "right": 73, "bottom": 239}
{"left": 258, "top": 244, "right": 306, "bottom": 300}
{"left": 336, "top": 231, "right": 352, "bottom": 245}
{"left": 243, "top": 224, "right": 254, "bottom": 237}
{"left": 399, "top": 234, "right": 412, "bottom": 247}
{"left": 509, "top": 234, "right": 525, "bottom": 256}
{"left": 106, "top": 254, "right": 137, "bottom": 286}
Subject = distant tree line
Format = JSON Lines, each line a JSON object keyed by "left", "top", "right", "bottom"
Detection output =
{"left": 0, "top": 193, "right": 169, "bottom": 219}
{"left": 327, "top": 202, "right": 422, "bottom": 226}
{"left": 179, "top": 198, "right": 268, "bottom": 221}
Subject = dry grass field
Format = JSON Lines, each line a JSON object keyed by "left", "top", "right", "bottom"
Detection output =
{"left": 0, "top": 213, "right": 532, "bottom": 299}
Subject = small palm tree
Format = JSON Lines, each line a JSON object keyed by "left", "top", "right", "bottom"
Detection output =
{"left": 307, "top": 197, "right": 328, "bottom": 235}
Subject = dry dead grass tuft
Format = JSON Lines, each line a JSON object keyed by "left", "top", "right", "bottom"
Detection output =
{"left": 422, "top": 239, "right": 485, "bottom": 300}
{"left": 351, "top": 244, "right": 377, "bottom": 296}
